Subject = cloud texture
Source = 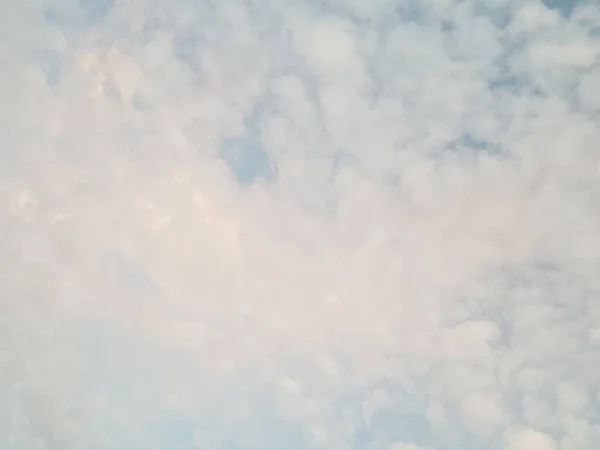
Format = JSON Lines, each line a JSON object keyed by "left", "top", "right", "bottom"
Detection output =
{"left": 1, "top": 0, "right": 600, "bottom": 449}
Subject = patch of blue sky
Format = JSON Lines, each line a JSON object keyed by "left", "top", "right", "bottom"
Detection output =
{"left": 33, "top": 50, "right": 62, "bottom": 86}
{"left": 103, "top": 253, "right": 161, "bottom": 300}
{"left": 439, "top": 133, "right": 506, "bottom": 160}
{"left": 146, "top": 413, "right": 197, "bottom": 450}
{"left": 355, "top": 412, "right": 432, "bottom": 449}
{"left": 542, "top": 0, "right": 586, "bottom": 17}
{"left": 79, "top": 0, "right": 115, "bottom": 25}
{"left": 220, "top": 106, "right": 276, "bottom": 187}
{"left": 172, "top": 33, "right": 205, "bottom": 74}
{"left": 43, "top": 0, "right": 114, "bottom": 32}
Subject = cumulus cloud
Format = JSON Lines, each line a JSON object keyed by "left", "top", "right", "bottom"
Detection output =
{"left": 1, "top": 0, "right": 600, "bottom": 449}
{"left": 505, "top": 427, "right": 558, "bottom": 450}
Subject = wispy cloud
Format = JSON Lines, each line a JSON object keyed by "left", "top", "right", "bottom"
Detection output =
{"left": 1, "top": 0, "right": 600, "bottom": 449}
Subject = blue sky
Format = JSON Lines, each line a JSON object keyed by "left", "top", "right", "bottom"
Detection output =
{"left": 1, "top": 0, "right": 600, "bottom": 449}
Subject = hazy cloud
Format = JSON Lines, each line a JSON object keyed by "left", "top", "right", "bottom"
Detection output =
{"left": 1, "top": 0, "right": 600, "bottom": 449}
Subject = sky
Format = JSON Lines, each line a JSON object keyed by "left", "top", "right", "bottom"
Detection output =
{"left": 1, "top": 0, "right": 600, "bottom": 449}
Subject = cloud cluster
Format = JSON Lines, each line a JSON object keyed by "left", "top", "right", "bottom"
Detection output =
{"left": 1, "top": 0, "right": 600, "bottom": 449}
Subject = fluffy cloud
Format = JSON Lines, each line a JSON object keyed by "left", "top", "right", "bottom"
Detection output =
{"left": 1, "top": 0, "right": 600, "bottom": 449}
{"left": 505, "top": 427, "right": 558, "bottom": 450}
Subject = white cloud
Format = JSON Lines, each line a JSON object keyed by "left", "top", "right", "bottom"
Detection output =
{"left": 557, "top": 383, "right": 589, "bottom": 412}
{"left": 290, "top": 15, "right": 367, "bottom": 84}
{"left": 578, "top": 69, "right": 600, "bottom": 111}
{"left": 388, "top": 443, "right": 430, "bottom": 450}
{"left": 460, "top": 390, "right": 506, "bottom": 436}
{"left": 1, "top": 0, "right": 600, "bottom": 449}
{"left": 441, "top": 319, "right": 501, "bottom": 359}
{"left": 505, "top": 427, "right": 557, "bottom": 450}
{"left": 512, "top": 1, "right": 561, "bottom": 32}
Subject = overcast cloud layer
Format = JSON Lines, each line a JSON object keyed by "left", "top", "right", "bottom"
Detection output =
{"left": 1, "top": 0, "right": 600, "bottom": 449}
